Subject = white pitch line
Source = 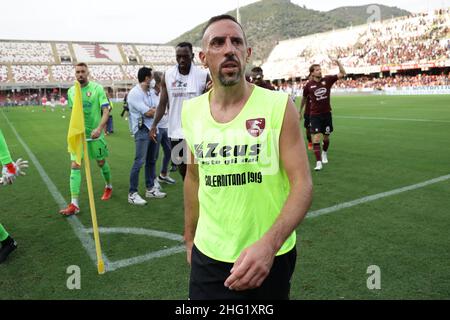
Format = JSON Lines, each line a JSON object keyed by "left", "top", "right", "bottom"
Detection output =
{"left": 86, "top": 227, "right": 184, "bottom": 242}
{"left": 1, "top": 111, "right": 109, "bottom": 268}
{"left": 85, "top": 227, "right": 185, "bottom": 271}
{"left": 334, "top": 115, "right": 450, "bottom": 123}
{"left": 307, "top": 174, "right": 450, "bottom": 218}
{"left": 107, "top": 246, "right": 186, "bottom": 272}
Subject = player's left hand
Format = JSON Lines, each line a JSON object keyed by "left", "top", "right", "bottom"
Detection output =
{"left": 91, "top": 128, "right": 102, "bottom": 139}
{"left": 224, "top": 238, "right": 276, "bottom": 291}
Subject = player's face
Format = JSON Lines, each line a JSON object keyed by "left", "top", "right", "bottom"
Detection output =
{"left": 145, "top": 74, "right": 153, "bottom": 86}
{"left": 313, "top": 66, "right": 322, "bottom": 79}
{"left": 250, "top": 71, "right": 263, "bottom": 83}
{"left": 201, "top": 19, "right": 252, "bottom": 87}
{"left": 176, "top": 47, "right": 193, "bottom": 73}
{"left": 75, "top": 66, "right": 89, "bottom": 84}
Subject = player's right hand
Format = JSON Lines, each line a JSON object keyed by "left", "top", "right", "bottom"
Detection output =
{"left": 1, "top": 162, "right": 17, "bottom": 185}
{"left": 149, "top": 126, "right": 157, "bottom": 142}
{"left": 1, "top": 158, "right": 28, "bottom": 185}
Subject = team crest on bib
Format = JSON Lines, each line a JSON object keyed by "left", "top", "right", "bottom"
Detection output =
{"left": 87, "top": 92, "right": 92, "bottom": 97}
{"left": 246, "top": 118, "right": 265, "bottom": 137}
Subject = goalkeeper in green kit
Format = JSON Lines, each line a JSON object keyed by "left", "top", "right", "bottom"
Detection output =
{"left": 59, "top": 63, "right": 113, "bottom": 216}
{"left": 0, "top": 129, "right": 28, "bottom": 263}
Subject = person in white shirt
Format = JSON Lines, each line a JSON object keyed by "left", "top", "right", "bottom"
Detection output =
{"left": 127, "top": 67, "right": 166, "bottom": 205}
{"left": 150, "top": 42, "right": 210, "bottom": 180}
{"left": 149, "top": 71, "right": 176, "bottom": 185}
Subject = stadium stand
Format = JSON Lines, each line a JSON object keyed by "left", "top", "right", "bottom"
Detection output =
{"left": 0, "top": 66, "right": 8, "bottom": 83}
{"left": 135, "top": 45, "right": 175, "bottom": 64}
{"left": 271, "top": 73, "right": 450, "bottom": 97}
{"left": 56, "top": 43, "right": 73, "bottom": 63}
{"left": 0, "top": 41, "right": 54, "bottom": 63}
{"left": 88, "top": 65, "right": 124, "bottom": 81}
{"left": 121, "top": 44, "right": 139, "bottom": 63}
{"left": 122, "top": 65, "right": 142, "bottom": 80}
{"left": 0, "top": 40, "right": 201, "bottom": 88}
{"left": 11, "top": 65, "right": 50, "bottom": 83}
{"left": 51, "top": 65, "right": 75, "bottom": 82}
{"left": 335, "top": 74, "right": 450, "bottom": 89}
{"left": 263, "top": 9, "right": 450, "bottom": 80}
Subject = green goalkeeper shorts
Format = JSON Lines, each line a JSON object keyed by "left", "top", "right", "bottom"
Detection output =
{"left": 70, "top": 138, "right": 109, "bottom": 162}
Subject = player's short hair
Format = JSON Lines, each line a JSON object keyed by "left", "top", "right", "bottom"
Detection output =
{"left": 137, "top": 67, "right": 152, "bottom": 83}
{"left": 251, "top": 67, "right": 263, "bottom": 74}
{"left": 76, "top": 62, "right": 88, "bottom": 69}
{"left": 309, "top": 64, "right": 321, "bottom": 74}
{"left": 202, "top": 14, "right": 246, "bottom": 44}
{"left": 176, "top": 42, "right": 193, "bottom": 53}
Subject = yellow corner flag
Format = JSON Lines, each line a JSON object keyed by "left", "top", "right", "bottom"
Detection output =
{"left": 67, "top": 81, "right": 84, "bottom": 165}
{"left": 67, "top": 81, "right": 105, "bottom": 275}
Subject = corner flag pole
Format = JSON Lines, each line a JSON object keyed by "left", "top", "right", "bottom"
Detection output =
{"left": 82, "top": 134, "right": 105, "bottom": 274}
{"left": 69, "top": 80, "right": 105, "bottom": 275}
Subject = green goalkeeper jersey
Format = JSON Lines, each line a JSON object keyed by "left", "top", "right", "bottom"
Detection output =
{"left": 68, "top": 81, "right": 110, "bottom": 138}
{"left": 0, "top": 129, "right": 13, "bottom": 165}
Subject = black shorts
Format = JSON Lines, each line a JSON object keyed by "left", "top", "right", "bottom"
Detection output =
{"left": 310, "top": 112, "right": 333, "bottom": 135}
{"left": 189, "top": 245, "right": 297, "bottom": 300}
{"left": 303, "top": 115, "right": 310, "bottom": 129}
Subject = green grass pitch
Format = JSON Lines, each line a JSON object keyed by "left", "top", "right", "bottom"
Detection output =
{"left": 0, "top": 94, "right": 449, "bottom": 299}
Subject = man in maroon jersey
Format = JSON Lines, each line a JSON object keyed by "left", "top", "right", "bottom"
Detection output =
{"left": 300, "top": 76, "right": 313, "bottom": 150}
{"left": 301, "top": 60, "right": 346, "bottom": 171}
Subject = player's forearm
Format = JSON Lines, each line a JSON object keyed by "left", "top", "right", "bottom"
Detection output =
{"left": 184, "top": 165, "right": 200, "bottom": 243}
{"left": 299, "top": 98, "right": 306, "bottom": 114}
{"left": 262, "top": 176, "right": 312, "bottom": 253}
{"left": 336, "top": 61, "right": 346, "bottom": 77}
{"left": 144, "top": 108, "right": 156, "bottom": 118}
{"left": 152, "top": 103, "right": 165, "bottom": 127}
{"left": 98, "top": 108, "right": 110, "bottom": 130}
{"left": 0, "top": 130, "right": 13, "bottom": 165}
{"left": 152, "top": 90, "right": 168, "bottom": 128}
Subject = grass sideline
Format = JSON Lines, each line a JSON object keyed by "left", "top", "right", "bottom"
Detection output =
{"left": 0, "top": 94, "right": 449, "bottom": 299}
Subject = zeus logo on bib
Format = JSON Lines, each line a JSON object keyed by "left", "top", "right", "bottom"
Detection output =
{"left": 246, "top": 118, "right": 265, "bottom": 137}
{"left": 194, "top": 143, "right": 261, "bottom": 159}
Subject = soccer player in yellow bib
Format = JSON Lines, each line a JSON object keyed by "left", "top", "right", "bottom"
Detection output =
{"left": 182, "top": 15, "right": 313, "bottom": 300}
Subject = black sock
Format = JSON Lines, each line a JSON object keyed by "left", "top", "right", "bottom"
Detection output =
{"left": 1, "top": 236, "right": 14, "bottom": 246}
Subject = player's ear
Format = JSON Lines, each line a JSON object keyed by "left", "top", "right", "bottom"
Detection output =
{"left": 199, "top": 51, "right": 208, "bottom": 68}
{"left": 246, "top": 47, "right": 252, "bottom": 63}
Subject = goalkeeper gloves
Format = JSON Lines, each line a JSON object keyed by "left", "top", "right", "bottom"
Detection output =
{"left": 1, "top": 158, "right": 28, "bottom": 185}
